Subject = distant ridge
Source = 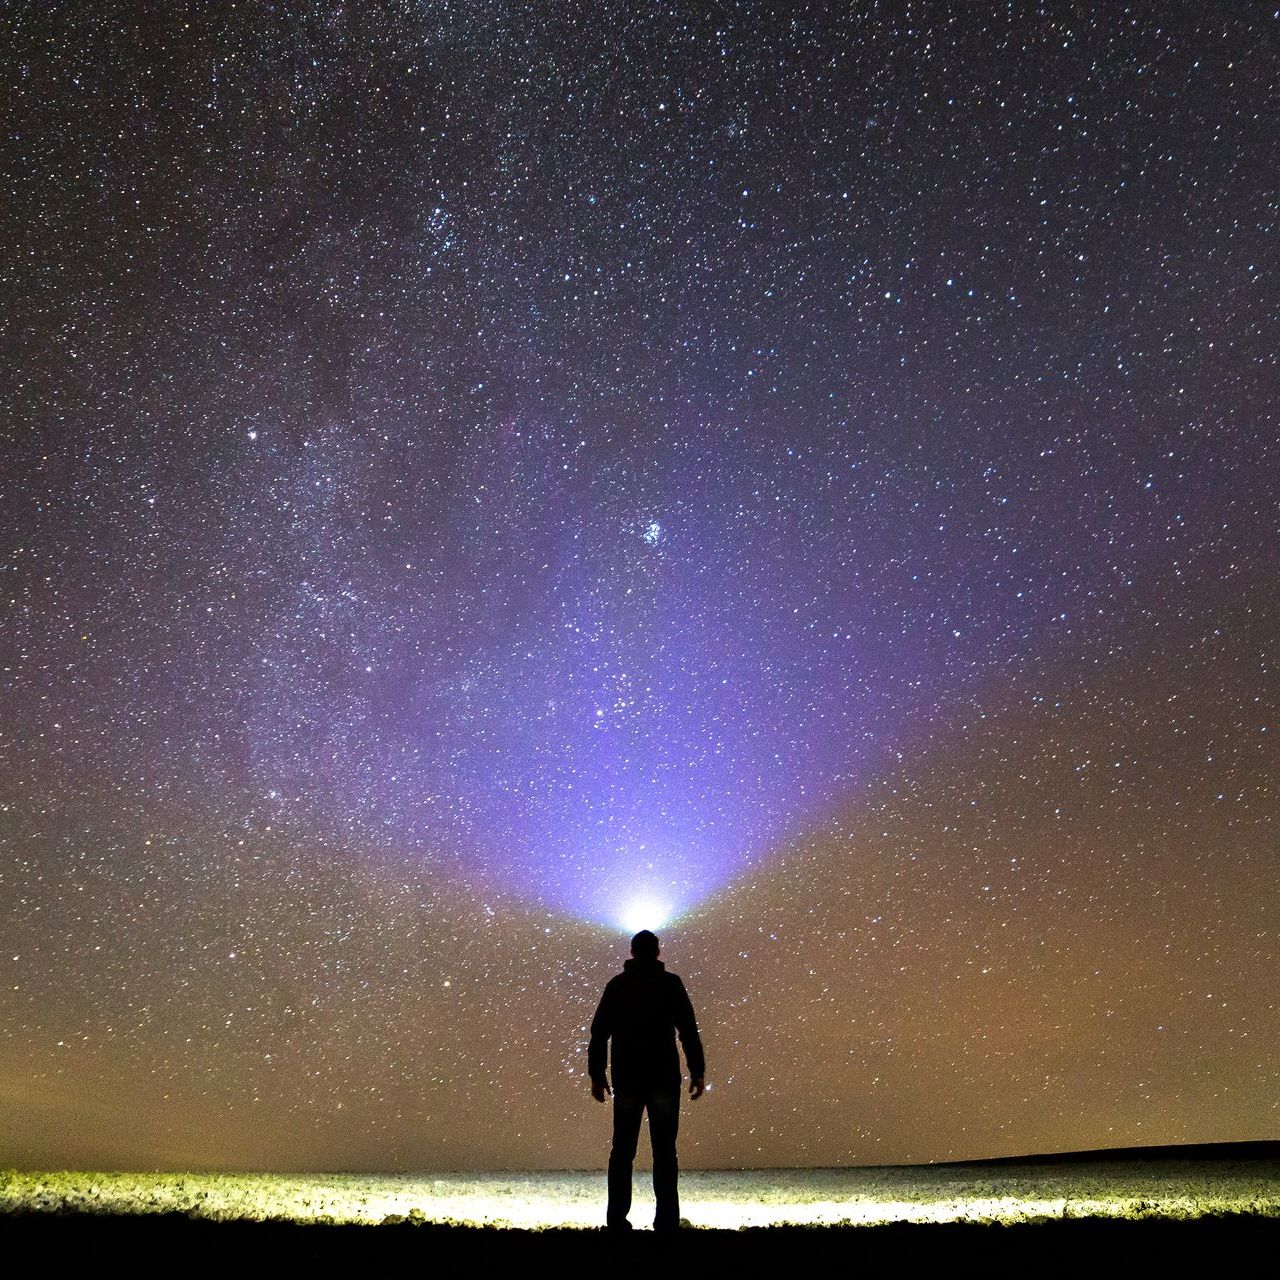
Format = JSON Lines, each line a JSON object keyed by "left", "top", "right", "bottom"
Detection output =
{"left": 935, "top": 1139, "right": 1280, "bottom": 1167}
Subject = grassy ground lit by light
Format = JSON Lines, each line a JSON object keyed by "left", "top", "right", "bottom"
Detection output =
{"left": 4, "top": 1160, "right": 1279, "bottom": 1230}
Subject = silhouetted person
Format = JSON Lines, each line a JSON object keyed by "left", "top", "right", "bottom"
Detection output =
{"left": 588, "top": 929, "right": 706, "bottom": 1232}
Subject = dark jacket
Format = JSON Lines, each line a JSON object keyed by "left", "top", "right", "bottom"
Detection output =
{"left": 588, "top": 956, "right": 705, "bottom": 1090}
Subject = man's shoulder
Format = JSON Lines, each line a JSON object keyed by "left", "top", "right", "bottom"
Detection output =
{"left": 605, "top": 967, "right": 689, "bottom": 990}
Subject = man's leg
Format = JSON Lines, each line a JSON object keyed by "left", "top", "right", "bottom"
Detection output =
{"left": 607, "top": 1087, "right": 644, "bottom": 1228}
{"left": 647, "top": 1081, "right": 681, "bottom": 1229}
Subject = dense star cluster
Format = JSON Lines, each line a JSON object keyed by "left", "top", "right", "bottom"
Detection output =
{"left": 2, "top": 3, "right": 1277, "bottom": 1171}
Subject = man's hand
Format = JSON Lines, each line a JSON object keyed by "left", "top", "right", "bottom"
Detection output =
{"left": 689, "top": 1076, "right": 705, "bottom": 1100}
{"left": 591, "top": 1078, "right": 611, "bottom": 1103}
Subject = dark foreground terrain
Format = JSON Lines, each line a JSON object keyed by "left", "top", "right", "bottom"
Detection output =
{"left": 3, "top": 1208, "right": 1278, "bottom": 1266}
{"left": 4, "top": 1143, "right": 1276, "bottom": 1263}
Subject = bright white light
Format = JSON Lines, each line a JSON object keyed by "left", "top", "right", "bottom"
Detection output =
{"left": 620, "top": 898, "right": 670, "bottom": 933}
{"left": 4, "top": 1171, "right": 1271, "bottom": 1230}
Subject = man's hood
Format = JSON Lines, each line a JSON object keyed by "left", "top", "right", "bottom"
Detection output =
{"left": 623, "top": 956, "right": 665, "bottom": 974}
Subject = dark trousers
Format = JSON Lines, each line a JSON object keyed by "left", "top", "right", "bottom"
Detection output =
{"left": 607, "top": 1080, "right": 681, "bottom": 1227}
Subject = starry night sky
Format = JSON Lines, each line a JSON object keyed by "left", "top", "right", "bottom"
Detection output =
{"left": 3, "top": 2, "right": 1278, "bottom": 1171}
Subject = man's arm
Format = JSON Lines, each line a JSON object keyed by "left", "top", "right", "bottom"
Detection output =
{"left": 672, "top": 976, "right": 706, "bottom": 1088}
{"left": 587, "top": 982, "right": 614, "bottom": 1090}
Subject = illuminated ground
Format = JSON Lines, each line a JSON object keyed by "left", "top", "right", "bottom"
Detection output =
{"left": 4, "top": 1153, "right": 1278, "bottom": 1230}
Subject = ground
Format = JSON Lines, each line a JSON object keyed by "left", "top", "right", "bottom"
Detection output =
{"left": 3, "top": 1151, "right": 1278, "bottom": 1262}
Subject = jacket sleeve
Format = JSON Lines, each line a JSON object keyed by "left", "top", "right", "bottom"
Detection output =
{"left": 672, "top": 976, "right": 706, "bottom": 1080}
{"left": 587, "top": 982, "right": 613, "bottom": 1084}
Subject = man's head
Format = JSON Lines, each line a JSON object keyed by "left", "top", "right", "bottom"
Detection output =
{"left": 630, "top": 929, "right": 660, "bottom": 960}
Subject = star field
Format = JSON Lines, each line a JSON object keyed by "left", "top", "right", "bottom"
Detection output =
{"left": 2, "top": 2, "right": 1277, "bottom": 1170}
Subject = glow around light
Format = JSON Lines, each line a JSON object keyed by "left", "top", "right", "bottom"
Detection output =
{"left": 2, "top": 1170, "right": 1273, "bottom": 1230}
{"left": 619, "top": 898, "right": 672, "bottom": 934}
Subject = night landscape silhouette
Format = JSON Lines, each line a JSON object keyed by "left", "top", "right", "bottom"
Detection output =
{"left": 3, "top": 0, "right": 1278, "bottom": 1262}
